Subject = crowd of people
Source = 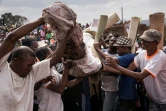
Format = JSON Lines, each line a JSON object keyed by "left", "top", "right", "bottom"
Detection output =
{"left": 0, "top": 5, "right": 166, "bottom": 111}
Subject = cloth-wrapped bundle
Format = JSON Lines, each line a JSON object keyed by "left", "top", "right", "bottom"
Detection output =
{"left": 43, "top": 2, "right": 102, "bottom": 76}
{"left": 43, "top": 2, "right": 84, "bottom": 60}
{"left": 69, "top": 33, "right": 102, "bottom": 77}
{"left": 68, "top": 46, "right": 102, "bottom": 77}
{"left": 43, "top": 2, "right": 76, "bottom": 41}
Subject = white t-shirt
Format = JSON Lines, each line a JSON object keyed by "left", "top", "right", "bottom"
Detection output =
{"left": 0, "top": 52, "right": 50, "bottom": 111}
{"left": 37, "top": 67, "right": 63, "bottom": 111}
{"left": 101, "top": 74, "right": 118, "bottom": 91}
{"left": 134, "top": 50, "right": 166, "bottom": 104}
{"left": 101, "top": 52, "right": 118, "bottom": 91}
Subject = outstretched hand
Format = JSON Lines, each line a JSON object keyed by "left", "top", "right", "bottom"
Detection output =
{"left": 109, "top": 58, "right": 119, "bottom": 69}
{"left": 105, "top": 56, "right": 113, "bottom": 65}
{"left": 105, "top": 56, "right": 119, "bottom": 69}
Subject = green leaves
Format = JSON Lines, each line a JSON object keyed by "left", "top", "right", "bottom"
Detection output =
{"left": 1, "top": 13, "right": 28, "bottom": 28}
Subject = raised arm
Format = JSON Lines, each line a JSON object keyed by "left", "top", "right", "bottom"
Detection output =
{"left": 34, "top": 76, "right": 55, "bottom": 91}
{"left": 102, "top": 62, "right": 122, "bottom": 74}
{"left": 66, "top": 77, "right": 84, "bottom": 88}
{"left": 94, "top": 42, "right": 119, "bottom": 63}
{"left": 100, "top": 37, "right": 108, "bottom": 49}
{"left": 93, "top": 42, "right": 109, "bottom": 59}
{"left": 49, "top": 38, "right": 67, "bottom": 68}
{"left": 46, "top": 58, "right": 72, "bottom": 94}
{"left": 46, "top": 67, "right": 69, "bottom": 94}
{"left": 0, "top": 17, "right": 44, "bottom": 59}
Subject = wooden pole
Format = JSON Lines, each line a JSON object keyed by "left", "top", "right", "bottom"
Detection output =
{"left": 121, "top": 7, "right": 123, "bottom": 23}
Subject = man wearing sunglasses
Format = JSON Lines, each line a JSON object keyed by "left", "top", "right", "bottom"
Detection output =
{"left": 109, "top": 29, "right": 166, "bottom": 111}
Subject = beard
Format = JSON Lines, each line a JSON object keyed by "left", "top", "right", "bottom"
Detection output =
{"left": 109, "top": 46, "right": 117, "bottom": 52}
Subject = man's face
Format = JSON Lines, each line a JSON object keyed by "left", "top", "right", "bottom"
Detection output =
{"left": 30, "top": 41, "right": 38, "bottom": 52}
{"left": 109, "top": 37, "right": 117, "bottom": 46}
{"left": 15, "top": 55, "right": 36, "bottom": 77}
{"left": 140, "top": 39, "right": 157, "bottom": 50}
{"left": 116, "top": 46, "right": 126, "bottom": 56}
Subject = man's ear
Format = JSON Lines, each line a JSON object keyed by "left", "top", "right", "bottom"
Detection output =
{"left": 13, "top": 58, "right": 19, "bottom": 65}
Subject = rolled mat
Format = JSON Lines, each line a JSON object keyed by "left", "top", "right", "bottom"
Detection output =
{"left": 149, "top": 12, "right": 165, "bottom": 49}
{"left": 105, "top": 12, "right": 120, "bottom": 29}
{"left": 92, "top": 15, "right": 108, "bottom": 60}
{"left": 95, "top": 15, "right": 108, "bottom": 42}
{"left": 128, "top": 17, "right": 140, "bottom": 53}
{"left": 90, "top": 15, "right": 108, "bottom": 84}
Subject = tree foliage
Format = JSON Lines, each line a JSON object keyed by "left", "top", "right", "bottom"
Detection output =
{"left": 1, "top": 13, "right": 28, "bottom": 28}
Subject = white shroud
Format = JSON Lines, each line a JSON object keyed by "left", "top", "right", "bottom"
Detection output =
{"left": 69, "top": 33, "right": 102, "bottom": 77}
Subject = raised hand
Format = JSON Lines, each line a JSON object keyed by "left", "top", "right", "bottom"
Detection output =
{"left": 109, "top": 58, "right": 119, "bottom": 69}
{"left": 93, "top": 42, "right": 100, "bottom": 49}
{"left": 105, "top": 56, "right": 113, "bottom": 65}
{"left": 42, "top": 76, "right": 55, "bottom": 84}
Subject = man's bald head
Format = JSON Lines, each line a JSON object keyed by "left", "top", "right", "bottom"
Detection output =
{"left": 11, "top": 46, "right": 36, "bottom": 61}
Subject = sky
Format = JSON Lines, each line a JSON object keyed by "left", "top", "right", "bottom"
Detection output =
{"left": 0, "top": 0, "right": 166, "bottom": 25}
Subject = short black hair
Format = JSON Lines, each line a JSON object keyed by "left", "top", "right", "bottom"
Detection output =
{"left": 36, "top": 46, "right": 50, "bottom": 61}
{"left": 11, "top": 46, "right": 36, "bottom": 60}
{"left": 114, "top": 34, "right": 120, "bottom": 38}
{"left": 21, "top": 38, "right": 36, "bottom": 47}
{"left": 49, "top": 44, "right": 57, "bottom": 51}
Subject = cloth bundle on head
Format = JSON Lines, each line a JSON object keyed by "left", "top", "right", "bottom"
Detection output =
{"left": 43, "top": 2, "right": 83, "bottom": 48}
{"left": 43, "top": 2, "right": 84, "bottom": 60}
{"left": 68, "top": 32, "right": 102, "bottom": 77}
{"left": 43, "top": 2, "right": 102, "bottom": 77}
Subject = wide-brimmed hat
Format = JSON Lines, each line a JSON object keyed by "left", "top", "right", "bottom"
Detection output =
{"left": 140, "top": 29, "right": 162, "bottom": 42}
{"left": 113, "top": 36, "right": 133, "bottom": 47}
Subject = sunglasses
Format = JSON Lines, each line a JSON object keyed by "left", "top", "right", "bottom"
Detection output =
{"left": 140, "top": 39, "right": 155, "bottom": 43}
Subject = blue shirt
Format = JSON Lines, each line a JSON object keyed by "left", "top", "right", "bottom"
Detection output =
{"left": 117, "top": 53, "right": 138, "bottom": 100}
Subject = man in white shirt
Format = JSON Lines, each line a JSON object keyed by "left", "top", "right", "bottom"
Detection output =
{"left": 94, "top": 35, "right": 118, "bottom": 111}
{"left": 109, "top": 29, "right": 166, "bottom": 111}
{"left": 0, "top": 17, "right": 67, "bottom": 111}
{"left": 35, "top": 46, "right": 83, "bottom": 111}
